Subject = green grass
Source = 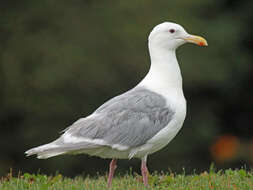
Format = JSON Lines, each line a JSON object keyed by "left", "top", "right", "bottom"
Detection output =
{"left": 1, "top": 169, "right": 253, "bottom": 190}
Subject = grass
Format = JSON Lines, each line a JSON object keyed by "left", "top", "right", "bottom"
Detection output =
{"left": 1, "top": 168, "right": 253, "bottom": 190}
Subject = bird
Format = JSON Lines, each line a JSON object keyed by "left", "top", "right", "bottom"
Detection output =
{"left": 25, "top": 22, "right": 207, "bottom": 187}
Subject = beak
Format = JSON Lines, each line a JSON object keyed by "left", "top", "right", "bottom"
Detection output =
{"left": 183, "top": 34, "right": 208, "bottom": 46}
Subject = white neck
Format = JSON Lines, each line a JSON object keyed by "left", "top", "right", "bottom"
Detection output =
{"left": 138, "top": 44, "right": 183, "bottom": 93}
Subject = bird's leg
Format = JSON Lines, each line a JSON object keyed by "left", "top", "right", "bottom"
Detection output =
{"left": 141, "top": 157, "right": 149, "bottom": 186}
{"left": 107, "top": 159, "right": 117, "bottom": 187}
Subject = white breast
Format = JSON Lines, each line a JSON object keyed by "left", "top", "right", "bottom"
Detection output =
{"left": 129, "top": 84, "right": 187, "bottom": 159}
{"left": 147, "top": 94, "right": 186, "bottom": 153}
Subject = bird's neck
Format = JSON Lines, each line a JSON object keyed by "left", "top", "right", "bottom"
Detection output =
{"left": 139, "top": 46, "right": 183, "bottom": 93}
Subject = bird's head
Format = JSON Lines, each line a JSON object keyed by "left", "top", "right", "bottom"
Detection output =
{"left": 148, "top": 22, "right": 208, "bottom": 51}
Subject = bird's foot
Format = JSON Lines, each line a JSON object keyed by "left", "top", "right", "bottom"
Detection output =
{"left": 107, "top": 159, "right": 117, "bottom": 187}
{"left": 141, "top": 160, "right": 149, "bottom": 186}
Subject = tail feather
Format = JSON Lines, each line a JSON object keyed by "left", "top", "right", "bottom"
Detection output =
{"left": 25, "top": 141, "right": 101, "bottom": 159}
{"left": 25, "top": 142, "right": 66, "bottom": 159}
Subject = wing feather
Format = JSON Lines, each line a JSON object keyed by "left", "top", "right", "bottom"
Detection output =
{"left": 64, "top": 87, "right": 175, "bottom": 149}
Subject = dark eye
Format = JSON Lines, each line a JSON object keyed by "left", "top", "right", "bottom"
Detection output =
{"left": 169, "top": 29, "right": 175, "bottom": 33}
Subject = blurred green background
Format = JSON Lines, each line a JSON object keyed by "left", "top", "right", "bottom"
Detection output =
{"left": 1, "top": 0, "right": 253, "bottom": 177}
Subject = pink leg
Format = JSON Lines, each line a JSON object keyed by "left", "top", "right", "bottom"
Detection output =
{"left": 141, "top": 160, "right": 149, "bottom": 186}
{"left": 107, "top": 159, "right": 117, "bottom": 187}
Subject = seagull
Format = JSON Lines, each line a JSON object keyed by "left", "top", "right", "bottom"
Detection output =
{"left": 25, "top": 22, "right": 207, "bottom": 187}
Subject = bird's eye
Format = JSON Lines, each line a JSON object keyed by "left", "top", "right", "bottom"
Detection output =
{"left": 169, "top": 29, "right": 175, "bottom": 34}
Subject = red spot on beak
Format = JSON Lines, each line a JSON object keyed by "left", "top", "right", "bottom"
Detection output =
{"left": 199, "top": 42, "right": 205, "bottom": 46}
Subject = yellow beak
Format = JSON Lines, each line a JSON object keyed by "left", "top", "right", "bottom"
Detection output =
{"left": 183, "top": 35, "right": 208, "bottom": 46}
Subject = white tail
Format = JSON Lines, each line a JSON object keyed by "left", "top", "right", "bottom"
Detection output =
{"left": 25, "top": 142, "right": 66, "bottom": 159}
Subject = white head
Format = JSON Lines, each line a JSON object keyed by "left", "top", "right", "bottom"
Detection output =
{"left": 148, "top": 22, "right": 207, "bottom": 51}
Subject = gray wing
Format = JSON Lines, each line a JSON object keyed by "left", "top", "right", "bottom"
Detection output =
{"left": 65, "top": 87, "right": 175, "bottom": 148}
